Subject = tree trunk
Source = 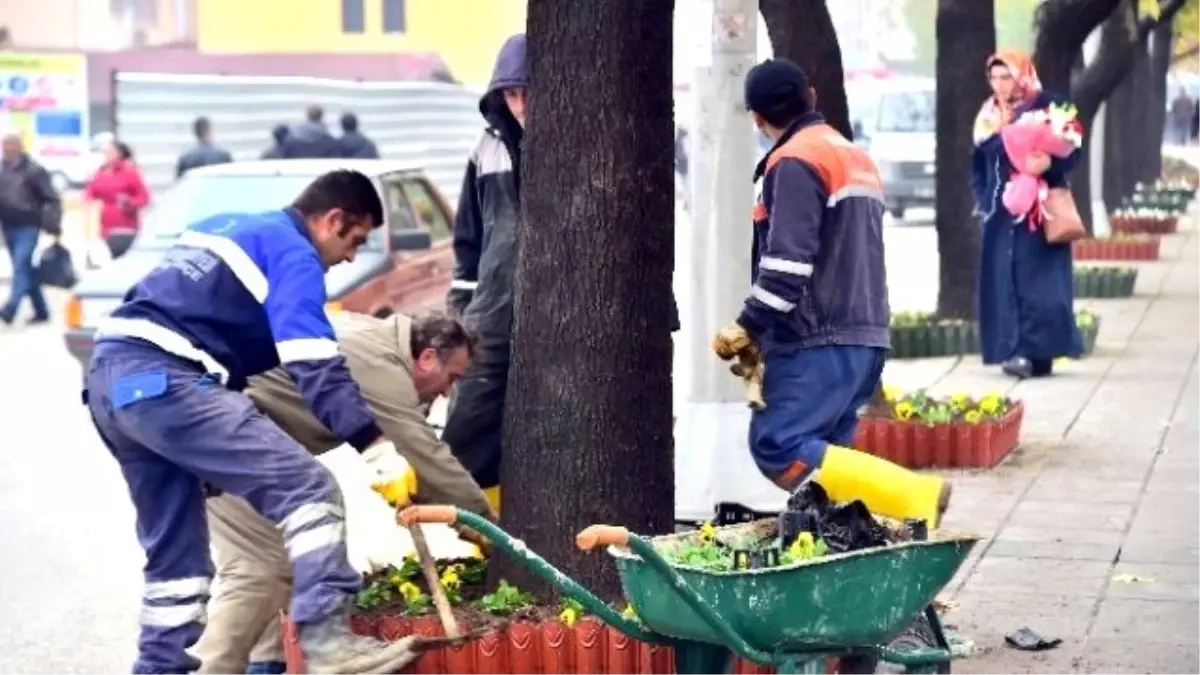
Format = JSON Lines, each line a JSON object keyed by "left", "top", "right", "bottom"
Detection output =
{"left": 1145, "top": 23, "right": 1173, "bottom": 180}
{"left": 1033, "top": 0, "right": 1123, "bottom": 93}
{"left": 1104, "top": 41, "right": 1153, "bottom": 207}
{"left": 760, "top": 0, "right": 853, "bottom": 140}
{"left": 497, "top": 0, "right": 676, "bottom": 601}
{"left": 933, "top": 0, "right": 993, "bottom": 320}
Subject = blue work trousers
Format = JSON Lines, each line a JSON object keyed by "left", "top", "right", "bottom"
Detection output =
{"left": 84, "top": 339, "right": 360, "bottom": 674}
{"left": 749, "top": 344, "right": 886, "bottom": 487}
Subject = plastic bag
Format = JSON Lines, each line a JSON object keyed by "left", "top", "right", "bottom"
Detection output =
{"left": 36, "top": 241, "right": 78, "bottom": 289}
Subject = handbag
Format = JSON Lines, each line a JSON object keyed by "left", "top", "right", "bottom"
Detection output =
{"left": 36, "top": 241, "right": 79, "bottom": 289}
{"left": 1041, "top": 186, "right": 1086, "bottom": 243}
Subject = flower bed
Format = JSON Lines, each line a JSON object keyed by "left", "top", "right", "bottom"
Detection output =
{"left": 889, "top": 313, "right": 980, "bottom": 359}
{"left": 1124, "top": 180, "right": 1194, "bottom": 213}
{"left": 1108, "top": 209, "right": 1178, "bottom": 235}
{"left": 1159, "top": 161, "right": 1199, "bottom": 192}
{"left": 1072, "top": 266, "right": 1137, "bottom": 298}
{"left": 853, "top": 389, "right": 1024, "bottom": 468}
{"left": 280, "top": 556, "right": 805, "bottom": 674}
{"left": 1072, "top": 235, "right": 1161, "bottom": 261}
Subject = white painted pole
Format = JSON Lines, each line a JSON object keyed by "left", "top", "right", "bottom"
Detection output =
{"left": 676, "top": 0, "right": 776, "bottom": 522}
{"left": 687, "top": 0, "right": 757, "bottom": 404}
{"left": 1084, "top": 28, "right": 1110, "bottom": 237}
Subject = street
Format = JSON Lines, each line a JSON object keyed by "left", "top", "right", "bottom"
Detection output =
{"left": 0, "top": 214, "right": 1194, "bottom": 673}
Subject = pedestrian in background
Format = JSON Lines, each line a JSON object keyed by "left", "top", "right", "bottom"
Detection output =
{"left": 261, "top": 124, "right": 290, "bottom": 159}
{"left": 971, "top": 50, "right": 1083, "bottom": 379}
{"left": 0, "top": 131, "right": 60, "bottom": 326}
{"left": 1169, "top": 88, "right": 1194, "bottom": 146}
{"left": 176, "top": 116, "right": 233, "bottom": 179}
{"left": 84, "top": 138, "right": 149, "bottom": 261}
{"left": 336, "top": 112, "right": 380, "bottom": 159}
{"left": 283, "top": 105, "right": 340, "bottom": 159}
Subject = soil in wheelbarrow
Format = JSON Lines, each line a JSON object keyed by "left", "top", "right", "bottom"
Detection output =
{"left": 781, "top": 482, "right": 918, "bottom": 553}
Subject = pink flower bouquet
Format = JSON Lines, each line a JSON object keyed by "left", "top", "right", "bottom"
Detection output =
{"left": 1000, "top": 103, "right": 1084, "bottom": 224}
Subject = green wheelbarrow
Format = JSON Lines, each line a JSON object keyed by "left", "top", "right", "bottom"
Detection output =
{"left": 400, "top": 506, "right": 980, "bottom": 674}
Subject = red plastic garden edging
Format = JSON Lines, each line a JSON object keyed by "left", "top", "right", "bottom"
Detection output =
{"left": 1072, "top": 238, "right": 1161, "bottom": 261}
{"left": 282, "top": 614, "right": 841, "bottom": 674}
{"left": 852, "top": 402, "right": 1024, "bottom": 469}
{"left": 1109, "top": 216, "right": 1178, "bottom": 235}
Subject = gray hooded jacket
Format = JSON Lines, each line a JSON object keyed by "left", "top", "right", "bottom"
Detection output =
{"left": 447, "top": 34, "right": 526, "bottom": 364}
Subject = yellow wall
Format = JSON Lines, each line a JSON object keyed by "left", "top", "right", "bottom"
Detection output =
{"left": 196, "top": 0, "right": 526, "bottom": 86}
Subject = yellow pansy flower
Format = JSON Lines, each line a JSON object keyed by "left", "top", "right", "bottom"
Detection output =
{"left": 963, "top": 410, "right": 983, "bottom": 425}
{"left": 882, "top": 385, "right": 903, "bottom": 402}
{"left": 978, "top": 394, "right": 1003, "bottom": 416}
{"left": 558, "top": 606, "right": 579, "bottom": 626}
{"left": 895, "top": 401, "right": 916, "bottom": 421}
{"left": 440, "top": 568, "right": 460, "bottom": 589}
{"left": 699, "top": 521, "right": 716, "bottom": 541}
{"left": 949, "top": 392, "right": 970, "bottom": 409}
{"left": 399, "top": 582, "right": 422, "bottom": 602}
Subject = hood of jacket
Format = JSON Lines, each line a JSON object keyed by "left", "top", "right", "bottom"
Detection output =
{"left": 479, "top": 34, "right": 527, "bottom": 134}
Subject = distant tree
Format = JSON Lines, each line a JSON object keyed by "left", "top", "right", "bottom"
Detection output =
{"left": 933, "top": 0, "right": 995, "bottom": 320}
{"left": 760, "top": 0, "right": 853, "bottom": 139}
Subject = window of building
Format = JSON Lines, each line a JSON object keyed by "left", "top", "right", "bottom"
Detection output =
{"left": 382, "top": 0, "right": 406, "bottom": 33}
{"left": 341, "top": 0, "right": 365, "bottom": 33}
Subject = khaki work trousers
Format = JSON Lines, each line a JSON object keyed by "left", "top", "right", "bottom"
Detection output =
{"left": 195, "top": 494, "right": 291, "bottom": 673}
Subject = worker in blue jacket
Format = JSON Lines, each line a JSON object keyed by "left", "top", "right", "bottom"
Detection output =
{"left": 83, "top": 170, "right": 422, "bottom": 674}
{"left": 714, "top": 60, "right": 951, "bottom": 528}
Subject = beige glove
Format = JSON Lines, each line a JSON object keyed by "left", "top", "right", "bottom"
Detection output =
{"left": 712, "top": 325, "right": 766, "bottom": 410}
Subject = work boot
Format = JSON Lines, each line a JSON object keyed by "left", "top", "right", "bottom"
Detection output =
{"left": 815, "top": 444, "right": 950, "bottom": 528}
{"left": 300, "top": 606, "right": 424, "bottom": 674}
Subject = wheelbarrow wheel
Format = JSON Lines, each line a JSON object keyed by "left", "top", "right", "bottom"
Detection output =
{"left": 838, "top": 614, "right": 950, "bottom": 675}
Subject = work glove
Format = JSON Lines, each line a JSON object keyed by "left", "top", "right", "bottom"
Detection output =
{"left": 361, "top": 441, "right": 419, "bottom": 507}
{"left": 711, "top": 324, "right": 766, "bottom": 410}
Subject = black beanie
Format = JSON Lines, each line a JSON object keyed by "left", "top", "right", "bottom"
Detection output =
{"left": 744, "top": 58, "right": 810, "bottom": 115}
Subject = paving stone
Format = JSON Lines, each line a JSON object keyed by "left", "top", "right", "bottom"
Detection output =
{"left": 1025, "top": 475, "right": 1143, "bottom": 504}
{"left": 1077, "top": 639, "right": 1199, "bottom": 674}
{"left": 988, "top": 525, "right": 1123, "bottom": 562}
{"left": 1118, "top": 531, "right": 1200, "bottom": 566}
{"left": 1106, "top": 562, "right": 1200, "bottom": 602}
{"left": 1091, "top": 598, "right": 1200, "bottom": 645}
{"left": 945, "top": 590, "right": 1094, "bottom": 674}
{"left": 1128, "top": 492, "right": 1199, "bottom": 535}
{"left": 1005, "top": 500, "right": 1133, "bottom": 532}
{"left": 962, "top": 557, "right": 1111, "bottom": 598}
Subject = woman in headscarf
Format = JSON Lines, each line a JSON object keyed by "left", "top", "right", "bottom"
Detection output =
{"left": 971, "top": 50, "right": 1083, "bottom": 379}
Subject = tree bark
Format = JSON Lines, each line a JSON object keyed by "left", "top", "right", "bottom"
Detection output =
{"left": 497, "top": 0, "right": 676, "bottom": 601}
{"left": 760, "top": 0, "right": 853, "bottom": 140}
{"left": 1033, "top": 0, "right": 1123, "bottom": 94}
{"left": 1145, "top": 23, "right": 1173, "bottom": 180}
{"left": 933, "top": 0, "right": 993, "bottom": 320}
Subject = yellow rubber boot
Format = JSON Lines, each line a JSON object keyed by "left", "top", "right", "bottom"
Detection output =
{"left": 483, "top": 485, "right": 502, "bottom": 515}
{"left": 815, "top": 444, "right": 951, "bottom": 527}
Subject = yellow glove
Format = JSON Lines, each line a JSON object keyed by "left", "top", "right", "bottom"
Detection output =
{"left": 361, "top": 441, "right": 418, "bottom": 507}
{"left": 712, "top": 325, "right": 754, "bottom": 361}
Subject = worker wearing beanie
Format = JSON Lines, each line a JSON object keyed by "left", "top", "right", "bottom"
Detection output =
{"left": 712, "top": 58, "right": 951, "bottom": 527}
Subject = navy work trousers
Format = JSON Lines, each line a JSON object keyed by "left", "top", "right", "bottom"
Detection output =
{"left": 85, "top": 339, "right": 360, "bottom": 674}
{"left": 748, "top": 344, "right": 886, "bottom": 487}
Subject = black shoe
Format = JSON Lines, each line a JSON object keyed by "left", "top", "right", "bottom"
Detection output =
{"left": 1030, "top": 358, "right": 1054, "bottom": 377}
{"left": 1002, "top": 357, "right": 1034, "bottom": 379}
{"left": 26, "top": 315, "right": 50, "bottom": 326}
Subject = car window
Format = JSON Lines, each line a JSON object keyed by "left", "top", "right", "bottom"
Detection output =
{"left": 399, "top": 178, "right": 452, "bottom": 240}
{"left": 136, "top": 173, "right": 384, "bottom": 251}
{"left": 381, "top": 176, "right": 420, "bottom": 233}
{"left": 876, "top": 90, "right": 935, "bottom": 133}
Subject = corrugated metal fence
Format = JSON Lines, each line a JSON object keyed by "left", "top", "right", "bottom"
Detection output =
{"left": 113, "top": 72, "right": 483, "bottom": 202}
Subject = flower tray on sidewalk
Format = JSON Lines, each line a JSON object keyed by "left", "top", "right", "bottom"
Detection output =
{"left": 1078, "top": 310, "right": 1101, "bottom": 355}
{"left": 889, "top": 314, "right": 980, "bottom": 359}
{"left": 1108, "top": 214, "right": 1178, "bottom": 235}
{"left": 853, "top": 391, "right": 1024, "bottom": 469}
{"left": 1072, "top": 236, "right": 1161, "bottom": 261}
{"left": 282, "top": 614, "right": 827, "bottom": 674}
{"left": 1072, "top": 266, "right": 1137, "bottom": 298}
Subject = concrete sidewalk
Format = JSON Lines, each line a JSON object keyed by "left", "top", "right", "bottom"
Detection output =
{"left": 886, "top": 216, "right": 1199, "bottom": 672}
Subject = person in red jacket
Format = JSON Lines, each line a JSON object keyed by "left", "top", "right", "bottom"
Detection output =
{"left": 84, "top": 138, "right": 149, "bottom": 260}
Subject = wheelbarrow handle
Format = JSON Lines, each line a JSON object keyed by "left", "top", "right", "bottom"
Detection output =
{"left": 576, "top": 525, "right": 631, "bottom": 551}
{"left": 397, "top": 505, "right": 667, "bottom": 645}
{"left": 397, "top": 505, "right": 458, "bottom": 526}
